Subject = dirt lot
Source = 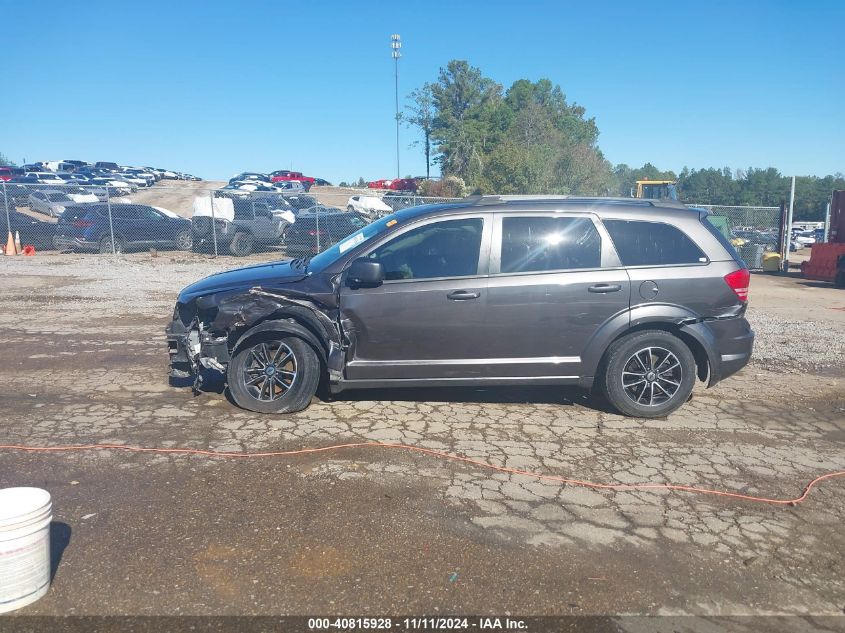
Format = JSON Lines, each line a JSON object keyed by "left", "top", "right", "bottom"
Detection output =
{"left": 0, "top": 251, "right": 843, "bottom": 627}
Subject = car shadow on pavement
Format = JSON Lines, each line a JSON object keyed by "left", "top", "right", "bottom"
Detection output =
{"left": 319, "top": 385, "right": 615, "bottom": 412}
{"left": 50, "top": 522, "right": 71, "bottom": 583}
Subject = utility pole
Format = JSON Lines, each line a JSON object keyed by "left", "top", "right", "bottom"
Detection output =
{"left": 391, "top": 34, "right": 401, "bottom": 180}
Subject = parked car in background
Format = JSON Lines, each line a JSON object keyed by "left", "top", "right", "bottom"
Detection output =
{"left": 792, "top": 231, "right": 816, "bottom": 246}
{"left": 2, "top": 183, "right": 36, "bottom": 206}
{"left": 54, "top": 204, "right": 192, "bottom": 253}
{"left": 270, "top": 170, "right": 315, "bottom": 190}
{"left": 382, "top": 192, "right": 417, "bottom": 211}
{"left": 347, "top": 195, "right": 392, "bottom": 218}
{"left": 26, "top": 172, "right": 66, "bottom": 185}
{"left": 94, "top": 162, "right": 120, "bottom": 171}
{"left": 193, "top": 198, "right": 293, "bottom": 257}
{"left": 282, "top": 194, "right": 317, "bottom": 211}
{"left": 63, "top": 186, "right": 101, "bottom": 204}
{"left": 386, "top": 178, "right": 419, "bottom": 192}
{"left": 229, "top": 172, "right": 270, "bottom": 185}
{"left": 271, "top": 180, "right": 305, "bottom": 194}
{"left": 313, "top": 178, "right": 332, "bottom": 186}
{"left": 283, "top": 210, "right": 367, "bottom": 257}
{"left": 3, "top": 210, "right": 56, "bottom": 251}
{"left": 28, "top": 190, "right": 76, "bottom": 217}
{"left": 0, "top": 166, "right": 25, "bottom": 181}
{"left": 89, "top": 178, "right": 134, "bottom": 196}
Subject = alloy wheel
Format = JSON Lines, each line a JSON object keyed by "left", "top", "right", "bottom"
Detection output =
{"left": 620, "top": 346, "right": 682, "bottom": 407}
{"left": 242, "top": 341, "right": 297, "bottom": 402}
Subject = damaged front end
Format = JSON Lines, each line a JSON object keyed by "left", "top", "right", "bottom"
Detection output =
{"left": 165, "top": 285, "right": 346, "bottom": 391}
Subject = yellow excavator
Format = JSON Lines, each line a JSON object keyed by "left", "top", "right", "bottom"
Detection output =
{"left": 633, "top": 179, "right": 678, "bottom": 200}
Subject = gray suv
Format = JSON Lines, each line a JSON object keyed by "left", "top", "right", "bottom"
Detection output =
{"left": 167, "top": 197, "right": 754, "bottom": 418}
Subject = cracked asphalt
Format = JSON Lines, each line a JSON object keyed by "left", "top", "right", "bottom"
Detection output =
{"left": 0, "top": 253, "right": 844, "bottom": 623}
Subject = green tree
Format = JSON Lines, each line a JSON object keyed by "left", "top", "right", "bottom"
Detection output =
{"left": 0, "top": 152, "right": 9, "bottom": 166}
{"left": 404, "top": 83, "right": 436, "bottom": 179}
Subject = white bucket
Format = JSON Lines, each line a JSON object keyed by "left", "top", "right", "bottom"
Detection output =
{"left": 0, "top": 488, "right": 52, "bottom": 614}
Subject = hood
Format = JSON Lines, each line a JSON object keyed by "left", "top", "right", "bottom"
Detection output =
{"left": 178, "top": 259, "right": 307, "bottom": 303}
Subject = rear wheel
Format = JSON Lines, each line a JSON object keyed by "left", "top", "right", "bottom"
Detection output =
{"left": 227, "top": 334, "right": 320, "bottom": 414}
{"left": 601, "top": 330, "right": 696, "bottom": 418}
{"left": 229, "top": 232, "right": 254, "bottom": 257}
{"left": 347, "top": 205, "right": 355, "bottom": 212}
{"left": 174, "top": 229, "right": 193, "bottom": 251}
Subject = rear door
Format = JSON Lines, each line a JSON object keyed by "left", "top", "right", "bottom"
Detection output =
{"left": 483, "top": 212, "right": 631, "bottom": 378}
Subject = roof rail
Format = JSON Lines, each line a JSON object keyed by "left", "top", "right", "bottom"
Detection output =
{"left": 471, "top": 195, "right": 690, "bottom": 209}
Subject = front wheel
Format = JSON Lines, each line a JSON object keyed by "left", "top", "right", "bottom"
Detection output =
{"left": 99, "top": 235, "right": 125, "bottom": 254}
{"left": 600, "top": 330, "right": 696, "bottom": 418}
{"left": 227, "top": 334, "right": 320, "bottom": 414}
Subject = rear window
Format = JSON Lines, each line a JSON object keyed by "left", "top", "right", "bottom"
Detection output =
{"left": 702, "top": 215, "right": 742, "bottom": 260}
{"left": 603, "top": 219, "right": 707, "bottom": 266}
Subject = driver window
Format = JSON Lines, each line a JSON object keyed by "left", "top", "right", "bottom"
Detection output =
{"left": 366, "top": 218, "right": 483, "bottom": 280}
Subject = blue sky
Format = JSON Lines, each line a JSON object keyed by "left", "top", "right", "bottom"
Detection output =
{"left": 2, "top": 1, "right": 842, "bottom": 182}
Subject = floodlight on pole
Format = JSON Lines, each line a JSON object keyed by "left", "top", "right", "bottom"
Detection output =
{"left": 391, "top": 34, "right": 401, "bottom": 179}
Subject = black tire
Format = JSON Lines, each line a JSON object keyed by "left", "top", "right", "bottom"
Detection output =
{"left": 229, "top": 232, "right": 254, "bottom": 257}
{"left": 600, "top": 330, "right": 696, "bottom": 418}
{"left": 99, "top": 235, "right": 125, "bottom": 254}
{"left": 174, "top": 229, "right": 193, "bottom": 251}
{"left": 227, "top": 334, "right": 320, "bottom": 414}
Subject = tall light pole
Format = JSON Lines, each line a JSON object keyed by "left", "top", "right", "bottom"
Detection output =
{"left": 391, "top": 34, "right": 401, "bottom": 179}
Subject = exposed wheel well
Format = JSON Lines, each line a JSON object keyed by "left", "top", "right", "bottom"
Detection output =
{"left": 601, "top": 323, "right": 710, "bottom": 384}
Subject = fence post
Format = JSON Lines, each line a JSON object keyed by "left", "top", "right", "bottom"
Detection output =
{"left": 823, "top": 202, "right": 831, "bottom": 244}
{"left": 209, "top": 191, "right": 218, "bottom": 258}
{"left": 105, "top": 186, "right": 116, "bottom": 256}
{"left": 784, "top": 176, "right": 796, "bottom": 271}
{"left": 315, "top": 205, "right": 321, "bottom": 252}
{"left": 2, "top": 181, "right": 9, "bottom": 239}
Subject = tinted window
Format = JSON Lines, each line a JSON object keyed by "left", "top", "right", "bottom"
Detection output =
{"left": 367, "top": 218, "right": 483, "bottom": 280}
{"left": 500, "top": 216, "right": 601, "bottom": 273}
{"left": 604, "top": 219, "right": 707, "bottom": 266}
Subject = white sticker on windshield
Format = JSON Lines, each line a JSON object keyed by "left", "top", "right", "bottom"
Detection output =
{"left": 338, "top": 232, "right": 366, "bottom": 253}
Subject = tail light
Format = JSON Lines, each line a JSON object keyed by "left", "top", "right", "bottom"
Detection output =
{"left": 73, "top": 220, "right": 94, "bottom": 228}
{"left": 723, "top": 268, "right": 750, "bottom": 301}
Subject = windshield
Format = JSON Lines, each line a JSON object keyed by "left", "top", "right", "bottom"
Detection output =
{"left": 305, "top": 214, "right": 398, "bottom": 272}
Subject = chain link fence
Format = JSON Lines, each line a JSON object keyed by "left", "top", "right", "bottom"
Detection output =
{"left": 0, "top": 179, "right": 459, "bottom": 259}
{"left": 693, "top": 204, "right": 786, "bottom": 269}
{"left": 1, "top": 178, "right": 788, "bottom": 270}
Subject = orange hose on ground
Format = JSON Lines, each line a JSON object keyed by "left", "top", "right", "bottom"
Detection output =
{"left": 0, "top": 441, "right": 842, "bottom": 507}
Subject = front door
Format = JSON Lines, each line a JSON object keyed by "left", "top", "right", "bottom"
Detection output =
{"left": 340, "top": 214, "right": 492, "bottom": 380}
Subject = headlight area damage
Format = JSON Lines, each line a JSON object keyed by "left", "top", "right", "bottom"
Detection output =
{"left": 165, "top": 287, "right": 345, "bottom": 392}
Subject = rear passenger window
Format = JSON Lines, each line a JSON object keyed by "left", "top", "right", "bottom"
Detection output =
{"left": 603, "top": 220, "right": 707, "bottom": 266}
{"left": 500, "top": 216, "right": 601, "bottom": 273}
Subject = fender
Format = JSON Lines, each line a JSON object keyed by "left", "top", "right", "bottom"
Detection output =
{"left": 579, "top": 303, "right": 718, "bottom": 385}
{"left": 233, "top": 318, "right": 328, "bottom": 363}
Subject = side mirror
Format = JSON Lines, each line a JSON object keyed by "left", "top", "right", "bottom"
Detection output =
{"left": 347, "top": 258, "right": 385, "bottom": 288}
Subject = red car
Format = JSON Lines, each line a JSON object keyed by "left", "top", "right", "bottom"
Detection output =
{"left": 386, "top": 178, "right": 418, "bottom": 192}
{"left": 270, "top": 170, "right": 315, "bottom": 189}
{"left": 367, "top": 179, "right": 391, "bottom": 189}
{"left": 0, "top": 166, "right": 25, "bottom": 181}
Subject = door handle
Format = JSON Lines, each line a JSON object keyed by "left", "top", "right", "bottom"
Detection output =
{"left": 447, "top": 290, "right": 480, "bottom": 300}
{"left": 588, "top": 284, "right": 622, "bottom": 293}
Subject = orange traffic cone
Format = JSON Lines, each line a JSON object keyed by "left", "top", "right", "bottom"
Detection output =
{"left": 4, "top": 231, "right": 15, "bottom": 256}
{"left": 14, "top": 231, "right": 21, "bottom": 254}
